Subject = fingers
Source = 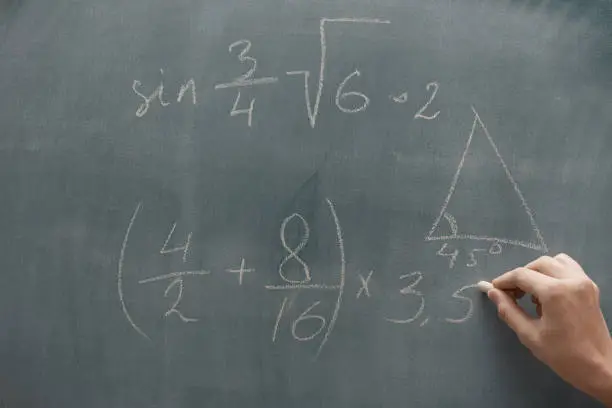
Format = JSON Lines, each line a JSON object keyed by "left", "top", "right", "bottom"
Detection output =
{"left": 492, "top": 267, "right": 555, "bottom": 297}
{"left": 526, "top": 255, "right": 567, "bottom": 278}
{"left": 531, "top": 295, "right": 542, "bottom": 317}
{"left": 488, "top": 289, "right": 537, "bottom": 343}
{"left": 554, "top": 253, "right": 587, "bottom": 277}
{"left": 525, "top": 254, "right": 586, "bottom": 279}
{"left": 553, "top": 253, "right": 575, "bottom": 265}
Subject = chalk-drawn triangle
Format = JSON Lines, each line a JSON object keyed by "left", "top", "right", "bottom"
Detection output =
{"left": 425, "top": 107, "right": 547, "bottom": 253}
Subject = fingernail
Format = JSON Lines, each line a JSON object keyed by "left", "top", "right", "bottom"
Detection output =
{"left": 488, "top": 289, "right": 501, "bottom": 305}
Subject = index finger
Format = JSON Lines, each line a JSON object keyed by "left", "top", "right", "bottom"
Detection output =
{"left": 553, "top": 253, "right": 588, "bottom": 278}
{"left": 492, "top": 267, "right": 555, "bottom": 296}
{"left": 525, "top": 256, "right": 566, "bottom": 278}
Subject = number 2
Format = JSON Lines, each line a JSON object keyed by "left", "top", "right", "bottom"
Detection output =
{"left": 414, "top": 81, "right": 440, "bottom": 120}
{"left": 164, "top": 278, "right": 198, "bottom": 323}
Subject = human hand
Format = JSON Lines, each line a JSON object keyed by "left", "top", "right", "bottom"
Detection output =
{"left": 487, "top": 254, "right": 612, "bottom": 405}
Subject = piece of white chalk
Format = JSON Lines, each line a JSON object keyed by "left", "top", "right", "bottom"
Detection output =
{"left": 477, "top": 280, "right": 494, "bottom": 293}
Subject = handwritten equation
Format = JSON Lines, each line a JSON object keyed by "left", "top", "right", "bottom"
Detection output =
{"left": 118, "top": 197, "right": 542, "bottom": 359}
{"left": 123, "top": 15, "right": 550, "bottom": 359}
{"left": 131, "top": 18, "right": 441, "bottom": 127}
{"left": 118, "top": 200, "right": 348, "bottom": 357}
{"left": 119, "top": 95, "right": 549, "bottom": 359}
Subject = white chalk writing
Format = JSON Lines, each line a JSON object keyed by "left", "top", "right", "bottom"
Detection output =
{"left": 287, "top": 18, "right": 390, "bottom": 128}
{"left": 132, "top": 70, "right": 170, "bottom": 118}
{"left": 335, "top": 70, "right": 369, "bottom": 114}
{"left": 425, "top": 107, "right": 548, "bottom": 252}
{"left": 436, "top": 243, "right": 459, "bottom": 269}
{"left": 117, "top": 202, "right": 150, "bottom": 340}
{"left": 385, "top": 272, "right": 425, "bottom": 324}
{"left": 160, "top": 222, "right": 192, "bottom": 263}
{"left": 292, "top": 301, "right": 327, "bottom": 341}
{"left": 164, "top": 278, "right": 198, "bottom": 323}
{"left": 230, "top": 91, "right": 255, "bottom": 127}
{"left": 278, "top": 213, "right": 311, "bottom": 284}
{"left": 225, "top": 258, "right": 255, "bottom": 285}
{"left": 414, "top": 81, "right": 440, "bottom": 120}
{"left": 445, "top": 284, "right": 478, "bottom": 324}
{"left": 356, "top": 270, "right": 374, "bottom": 298}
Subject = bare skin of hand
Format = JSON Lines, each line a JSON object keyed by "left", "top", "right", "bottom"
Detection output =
{"left": 488, "top": 254, "right": 612, "bottom": 406}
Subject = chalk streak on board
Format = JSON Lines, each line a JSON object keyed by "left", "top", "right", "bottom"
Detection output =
{"left": 315, "top": 198, "right": 346, "bottom": 358}
{"left": 118, "top": 202, "right": 150, "bottom": 341}
{"left": 214, "top": 77, "right": 279, "bottom": 89}
{"left": 443, "top": 212, "right": 458, "bottom": 236}
{"left": 138, "top": 270, "right": 211, "bottom": 284}
{"left": 265, "top": 284, "right": 341, "bottom": 291}
{"left": 390, "top": 92, "right": 408, "bottom": 103}
{"left": 426, "top": 235, "right": 542, "bottom": 251}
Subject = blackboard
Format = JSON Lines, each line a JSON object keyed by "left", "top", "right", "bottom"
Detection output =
{"left": 1, "top": 0, "right": 611, "bottom": 406}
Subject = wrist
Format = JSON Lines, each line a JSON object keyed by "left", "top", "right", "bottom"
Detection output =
{"left": 584, "top": 346, "right": 612, "bottom": 406}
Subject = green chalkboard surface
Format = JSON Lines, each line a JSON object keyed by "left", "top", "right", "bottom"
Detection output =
{"left": 1, "top": 0, "right": 611, "bottom": 406}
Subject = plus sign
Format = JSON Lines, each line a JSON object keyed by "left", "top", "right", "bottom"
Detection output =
{"left": 225, "top": 258, "right": 255, "bottom": 285}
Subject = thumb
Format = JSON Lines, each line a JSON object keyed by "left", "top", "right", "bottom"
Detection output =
{"left": 488, "top": 288, "right": 537, "bottom": 344}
